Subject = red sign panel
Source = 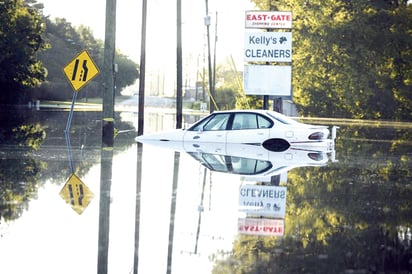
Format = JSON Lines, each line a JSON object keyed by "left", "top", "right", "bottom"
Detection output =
{"left": 245, "top": 11, "right": 292, "bottom": 29}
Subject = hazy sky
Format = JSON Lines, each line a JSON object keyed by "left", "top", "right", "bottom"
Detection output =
{"left": 39, "top": 0, "right": 255, "bottom": 94}
{"left": 40, "top": 0, "right": 255, "bottom": 65}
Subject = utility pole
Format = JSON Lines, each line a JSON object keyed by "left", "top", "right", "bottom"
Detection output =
{"left": 98, "top": 0, "right": 116, "bottom": 273}
{"left": 101, "top": 0, "right": 116, "bottom": 147}
{"left": 137, "top": 0, "right": 148, "bottom": 136}
{"left": 205, "top": 0, "right": 214, "bottom": 113}
{"left": 134, "top": 2, "right": 147, "bottom": 273}
{"left": 213, "top": 11, "right": 218, "bottom": 101}
{"left": 166, "top": 151, "right": 181, "bottom": 273}
{"left": 176, "top": 0, "right": 183, "bottom": 129}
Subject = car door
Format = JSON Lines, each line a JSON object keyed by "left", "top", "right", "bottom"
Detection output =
{"left": 183, "top": 113, "right": 230, "bottom": 144}
{"left": 226, "top": 113, "right": 271, "bottom": 145}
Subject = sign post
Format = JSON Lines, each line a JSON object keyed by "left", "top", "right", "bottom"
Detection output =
{"left": 243, "top": 10, "right": 293, "bottom": 110}
{"left": 62, "top": 50, "right": 100, "bottom": 159}
{"left": 60, "top": 50, "right": 99, "bottom": 214}
{"left": 241, "top": 11, "right": 292, "bottom": 233}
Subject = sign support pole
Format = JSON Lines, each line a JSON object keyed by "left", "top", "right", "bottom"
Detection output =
{"left": 60, "top": 15, "right": 100, "bottom": 217}
{"left": 263, "top": 95, "right": 269, "bottom": 110}
{"left": 64, "top": 91, "right": 78, "bottom": 174}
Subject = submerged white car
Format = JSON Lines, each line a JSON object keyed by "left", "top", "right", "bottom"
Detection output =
{"left": 136, "top": 110, "right": 337, "bottom": 152}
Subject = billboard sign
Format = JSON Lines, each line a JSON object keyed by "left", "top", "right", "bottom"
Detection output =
{"left": 239, "top": 185, "right": 287, "bottom": 217}
{"left": 245, "top": 11, "right": 292, "bottom": 29}
{"left": 243, "top": 65, "right": 291, "bottom": 96}
{"left": 244, "top": 32, "right": 292, "bottom": 62}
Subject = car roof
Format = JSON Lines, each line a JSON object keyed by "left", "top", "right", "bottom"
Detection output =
{"left": 210, "top": 109, "right": 301, "bottom": 125}
{"left": 212, "top": 109, "right": 275, "bottom": 115}
{"left": 211, "top": 109, "right": 293, "bottom": 119}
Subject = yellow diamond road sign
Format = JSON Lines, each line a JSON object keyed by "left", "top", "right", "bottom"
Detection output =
{"left": 60, "top": 173, "right": 94, "bottom": 214}
{"left": 63, "top": 50, "right": 100, "bottom": 91}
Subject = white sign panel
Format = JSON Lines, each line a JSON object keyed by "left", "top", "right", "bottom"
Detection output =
{"left": 245, "top": 11, "right": 292, "bottom": 29}
{"left": 243, "top": 65, "right": 291, "bottom": 96}
{"left": 244, "top": 32, "right": 292, "bottom": 62}
{"left": 238, "top": 218, "right": 285, "bottom": 236}
{"left": 239, "top": 185, "right": 287, "bottom": 217}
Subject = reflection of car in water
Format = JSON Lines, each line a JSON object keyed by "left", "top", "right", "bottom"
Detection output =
{"left": 186, "top": 146, "right": 332, "bottom": 178}
{"left": 136, "top": 137, "right": 336, "bottom": 178}
{"left": 136, "top": 110, "right": 337, "bottom": 152}
{"left": 187, "top": 153, "right": 274, "bottom": 175}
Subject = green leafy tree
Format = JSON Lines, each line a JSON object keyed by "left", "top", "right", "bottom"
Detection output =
{"left": 0, "top": 0, "right": 47, "bottom": 103}
{"left": 250, "top": 0, "right": 412, "bottom": 120}
{"left": 213, "top": 57, "right": 263, "bottom": 110}
{"left": 36, "top": 17, "right": 139, "bottom": 100}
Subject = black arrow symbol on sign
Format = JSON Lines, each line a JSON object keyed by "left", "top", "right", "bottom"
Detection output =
{"left": 70, "top": 59, "right": 89, "bottom": 82}
{"left": 71, "top": 59, "right": 79, "bottom": 81}
{"left": 81, "top": 60, "right": 88, "bottom": 81}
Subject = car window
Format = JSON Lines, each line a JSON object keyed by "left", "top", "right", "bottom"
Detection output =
{"left": 232, "top": 113, "right": 272, "bottom": 130}
{"left": 189, "top": 153, "right": 273, "bottom": 175}
{"left": 190, "top": 116, "right": 212, "bottom": 131}
{"left": 201, "top": 154, "right": 228, "bottom": 172}
{"left": 230, "top": 157, "right": 272, "bottom": 175}
{"left": 190, "top": 113, "right": 230, "bottom": 131}
{"left": 232, "top": 113, "right": 256, "bottom": 130}
{"left": 203, "top": 113, "right": 230, "bottom": 131}
{"left": 187, "top": 153, "right": 229, "bottom": 172}
{"left": 257, "top": 115, "right": 272, "bottom": 128}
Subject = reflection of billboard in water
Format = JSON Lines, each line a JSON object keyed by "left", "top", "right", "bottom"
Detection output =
{"left": 238, "top": 218, "right": 284, "bottom": 236}
{"left": 239, "top": 185, "right": 287, "bottom": 218}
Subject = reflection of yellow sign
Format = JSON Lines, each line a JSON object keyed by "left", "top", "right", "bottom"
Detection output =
{"left": 60, "top": 173, "right": 94, "bottom": 214}
{"left": 63, "top": 50, "right": 100, "bottom": 91}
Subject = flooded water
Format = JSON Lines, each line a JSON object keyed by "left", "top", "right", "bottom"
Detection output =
{"left": 0, "top": 107, "right": 411, "bottom": 274}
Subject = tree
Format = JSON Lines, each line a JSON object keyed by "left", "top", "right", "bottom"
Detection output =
{"left": 36, "top": 17, "right": 139, "bottom": 100}
{"left": 250, "top": 0, "right": 412, "bottom": 120}
{"left": 0, "top": 0, "right": 47, "bottom": 103}
{"left": 213, "top": 57, "right": 263, "bottom": 110}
